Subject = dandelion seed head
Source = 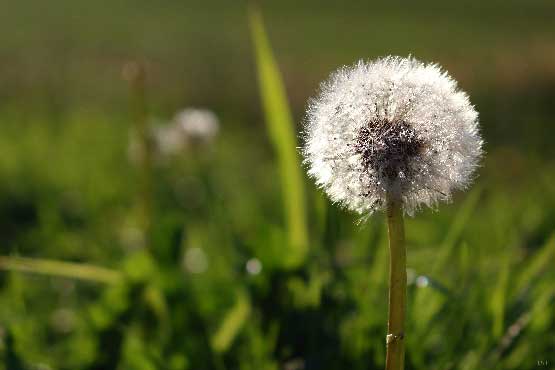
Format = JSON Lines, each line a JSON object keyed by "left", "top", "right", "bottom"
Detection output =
{"left": 153, "top": 122, "right": 186, "bottom": 156}
{"left": 174, "top": 108, "right": 220, "bottom": 143}
{"left": 303, "top": 56, "right": 483, "bottom": 215}
{"left": 132, "top": 108, "right": 220, "bottom": 161}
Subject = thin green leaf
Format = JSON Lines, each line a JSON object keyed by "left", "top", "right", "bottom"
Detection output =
{"left": 0, "top": 255, "right": 122, "bottom": 284}
{"left": 513, "top": 233, "right": 555, "bottom": 295}
{"left": 211, "top": 290, "right": 251, "bottom": 353}
{"left": 433, "top": 185, "right": 483, "bottom": 273}
{"left": 248, "top": 5, "right": 308, "bottom": 268}
{"left": 490, "top": 254, "right": 510, "bottom": 338}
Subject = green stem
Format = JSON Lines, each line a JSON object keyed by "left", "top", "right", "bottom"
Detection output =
{"left": 385, "top": 190, "right": 407, "bottom": 370}
{"left": 0, "top": 255, "right": 122, "bottom": 284}
{"left": 124, "top": 61, "right": 153, "bottom": 247}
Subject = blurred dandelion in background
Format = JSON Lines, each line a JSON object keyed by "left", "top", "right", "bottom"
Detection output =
{"left": 128, "top": 108, "right": 220, "bottom": 163}
{"left": 173, "top": 108, "right": 220, "bottom": 145}
{"left": 154, "top": 108, "right": 220, "bottom": 157}
{"left": 152, "top": 120, "right": 187, "bottom": 157}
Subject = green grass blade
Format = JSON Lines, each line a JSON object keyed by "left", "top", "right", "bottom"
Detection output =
{"left": 211, "top": 290, "right": 251, "bottom": 353}
{"left": 0, "top": 255, "right": 122, "bottom": 284}
{"left": 490, "top": 254, "right": 510, "bottom": 338}
{"left": 432, "top": 185, "right": 483, "bottom": 273}
{"left": 248, "top": 5, "right": 308, "bottom": 268}
{"left": 513, "top": 233, "right": 555, "bottom": 295}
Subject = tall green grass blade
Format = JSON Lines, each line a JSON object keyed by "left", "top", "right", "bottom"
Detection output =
{"left": 432, "top": 186, "right": 483, "bottom": 273}
{"left": 411, "top": 188, "right": 483, "bottom": 340}
{"left": 248, "top": 6, "right": 308, "bottom": 268}
{"left": 490, "top": 254, "right": 510, "bottom": 338}
{"left": 211, "top": 290, "right": 251, "bottom": 353}
{"left": 488, "top": 288, "right": 555, "bottom": 366}
{"left": 513, "top": 233, "right": 555, "bottom": 295}
{"left": 0, "top": 255, "right": 122, "bottom": 284}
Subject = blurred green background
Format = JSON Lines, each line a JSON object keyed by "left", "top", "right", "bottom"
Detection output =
{"left": 1, "top": 1, "right": 554, "bottom": 369}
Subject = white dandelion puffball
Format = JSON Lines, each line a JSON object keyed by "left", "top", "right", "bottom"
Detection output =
{"left": 154, "top": 123, "right": 186, "bottom": 156}
{"left": 174, "top": 108, "right": 220, "bottom": 142}
{"left": 303, "top": 56, "right": 483, "bottom": 215}
{"left": 150, "top": 108, "right": 220, "bottom": 158}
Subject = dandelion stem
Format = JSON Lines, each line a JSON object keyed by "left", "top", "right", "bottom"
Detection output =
{"left": 124, "top": 61, "right": 153, "bottom": 247}
{"left": 0, "top": 255, "right": 122, "bottom": 284}
{"left": 385, "top": 189, "right": 406, "bottom": 370}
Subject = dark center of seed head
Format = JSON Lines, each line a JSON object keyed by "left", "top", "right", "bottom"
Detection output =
{"left": 354, "top": 118, "right": 423, "bottom": 181}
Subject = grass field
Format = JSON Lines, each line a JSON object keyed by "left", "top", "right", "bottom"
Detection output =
{"left": 1, "top": 1, "right": 554, "bottom": 369}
